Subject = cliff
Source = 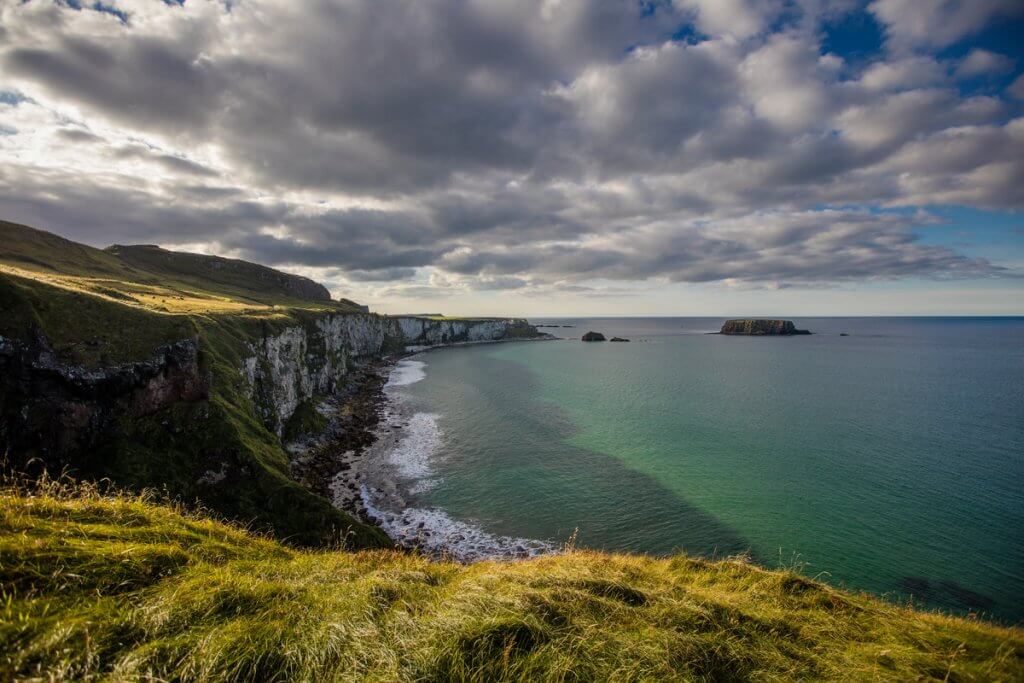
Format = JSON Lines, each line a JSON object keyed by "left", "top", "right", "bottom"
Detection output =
{"left": 243, "top": 314, "right": 541, "bottom": 435}
{"left": 720, "top": 319, "right": 811, "bottom": 335}
{"left": 0, "top": 220, "right": 543, "bottom": 547}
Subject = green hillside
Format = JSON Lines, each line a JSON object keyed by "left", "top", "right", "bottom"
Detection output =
{"left": 0, "top": 219, "right": 388, "bottom": 548}
{"left": 0, "top": 219, "right": 361, "bottom": 322}
{"left": 2, "top": 482, "right": 1021, "bottom": 682}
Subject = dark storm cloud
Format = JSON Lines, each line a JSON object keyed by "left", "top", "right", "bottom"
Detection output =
{"left": 112, "top": 144, "right": 219, "bottom": 177}
{"left": 54, "top": 127, "right": 104, "bottom": 143}
{"left": 0, "top": 0, "right": 1021, "bottom": 291}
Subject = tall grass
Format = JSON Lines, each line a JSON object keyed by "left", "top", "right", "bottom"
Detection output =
{"left": 4, "top": 479, "right": 1019, "bottom": 679}
{"left": 2, "top": 478, "right": 1021, "bottom": 681}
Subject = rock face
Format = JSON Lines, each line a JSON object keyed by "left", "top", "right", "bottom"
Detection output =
{"left": 720, "top": 319, "right": 811, "bottom": 336}
{"left": 581, "top": 331, "right": 606, "bottom": 342}
{"left": 0, "top": 334, "right": 210, "bottom": 460}
{"left": 243, "top": 315, "right": 543, "bottom": 434}
{"left": 1, "top": 314, "right": 543, "bottom": 460}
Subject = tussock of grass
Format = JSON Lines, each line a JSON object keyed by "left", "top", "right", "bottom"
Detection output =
{"left": 2, "top": 483, "right": 1021, "bottom": 681}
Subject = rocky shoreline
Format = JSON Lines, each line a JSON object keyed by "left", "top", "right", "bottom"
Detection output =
{"left": 286, "top": 358, "right": 393, "bottom": 523}
{"left": 287, "top": 337, "right": 556, "bottom": 558}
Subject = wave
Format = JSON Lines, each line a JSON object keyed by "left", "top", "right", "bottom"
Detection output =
{"left": 355, "top": 357, "right": 557, "bottom": 562}
{"left": 387, "top": 411, "right": 443, "bottom": 491}
{"left": 361, "top": 488, "right": 556, "bottom": 562}
{"left": 386, "top": 359, "right": 426, "bottom": 387}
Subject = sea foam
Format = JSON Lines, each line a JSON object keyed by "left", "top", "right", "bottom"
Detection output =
{"left": 386, "top": 359, "right": 426, "bottom": 387}
{"left": 361, "top": 488, "right": 556, "bottom": 562}
{"left": 361, "top": 356, "right": 557, "bottom": 561}
{"left": 388, "top": 411, "right": 442, "bottom": 490}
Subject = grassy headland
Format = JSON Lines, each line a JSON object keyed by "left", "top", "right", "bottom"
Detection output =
{"left": 2, "top": 482, "right": 1021, "bottom": 681}
{"left": 0, "top": 219, "right": 388, "bottom": 548}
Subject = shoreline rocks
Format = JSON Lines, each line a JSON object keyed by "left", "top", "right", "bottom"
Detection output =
{"left": 581, "top": 331, "right": 606, "bottom": 342}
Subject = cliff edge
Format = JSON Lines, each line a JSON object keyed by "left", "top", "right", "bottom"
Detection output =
{"left": 0, "top": 219, "right": 544, "bottom": 547}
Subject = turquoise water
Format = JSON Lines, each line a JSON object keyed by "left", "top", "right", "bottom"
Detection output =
{"left": 396, "top": 318, "right": 1024, "bottom": 622}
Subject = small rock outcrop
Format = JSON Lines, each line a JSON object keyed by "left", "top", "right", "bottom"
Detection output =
{"left": 581, "top": 331, "right": 606, "bottom": 342}
{"left": 719, "top": 320, "right": 811, "bottom": 336}
{"left": 610, "top": 337, "right": 630, "bottom": 342}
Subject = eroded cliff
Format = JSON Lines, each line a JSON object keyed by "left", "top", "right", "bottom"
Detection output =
{"left": 242, "top": 315, "right": 541, "bottom": 435}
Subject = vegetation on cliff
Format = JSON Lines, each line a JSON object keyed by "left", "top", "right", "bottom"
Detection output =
{"left": 1, "top": 220, "right": 541, "bottom": 549}
{"left": 2, "top": 481, "right": 1021, "bottom": 682}
{"left": 0, "top": 219, "right": 386, "bottom": 548}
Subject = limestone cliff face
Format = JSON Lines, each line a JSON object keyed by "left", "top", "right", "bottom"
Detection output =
{"left": 242, "top": 315, "right": 541, "bottom": 435}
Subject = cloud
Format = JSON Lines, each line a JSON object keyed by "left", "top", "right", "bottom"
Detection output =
{"left": 673, "top": 0, "right": 778, "bottom": 39}
{"left": 869, "top": 0, "right": 1024, "bottom": 49}
{"left": 0, "top": 0, "right": 1020, "bottom": 302}
{"left": 112, "top": 144, "right": 218, "bottom": 177}
{"left": 954, "top": 49, "right": 1015, "bottom": 79}
{"left": 1009, "top": 74, "right": 1024, "bottom": 100}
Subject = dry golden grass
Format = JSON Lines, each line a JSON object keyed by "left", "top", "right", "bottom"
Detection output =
{"left": 2, "top": 481, "right": 1021, "bottom": 682}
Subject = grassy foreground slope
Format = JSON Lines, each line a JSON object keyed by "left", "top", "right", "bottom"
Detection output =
{"left": 2, "top": 485, "right": 1021, "bottom": 682}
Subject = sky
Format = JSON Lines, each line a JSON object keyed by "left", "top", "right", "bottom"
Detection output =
{"left": 0, "top": 0, "right": 1022, "bottom": 316}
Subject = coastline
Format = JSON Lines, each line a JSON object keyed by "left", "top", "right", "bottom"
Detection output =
{"left": 289, "top": 335, "right": 557, "bottom": 559}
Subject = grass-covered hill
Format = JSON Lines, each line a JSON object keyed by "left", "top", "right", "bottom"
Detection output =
{"left": 0, "top": 219, "right": 365, "bottom": 320}
{"left": 2, "top": 482, "right": 1022, "bottom": 682}
{"left": 0, "top": 219, "right": 388, "bottom": 549}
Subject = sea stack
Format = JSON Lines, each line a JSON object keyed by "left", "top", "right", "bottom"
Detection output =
{"left": 719, "top": 320, "right": 811, "bottom": 336}
{"left": 581, "top": 331, "right": 607, "bottom": 341}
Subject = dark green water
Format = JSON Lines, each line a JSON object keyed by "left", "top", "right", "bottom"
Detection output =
{"left": 394, "top": 318, "right": 1024, "bottom": 622}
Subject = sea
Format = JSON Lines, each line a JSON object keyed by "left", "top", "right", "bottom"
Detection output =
{"left": 364, "top": 317, "right": 1024, "bottom": 623}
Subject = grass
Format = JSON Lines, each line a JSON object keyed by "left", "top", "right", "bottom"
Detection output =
{"left": 0, "top": 219, "right": 391, "bottom": 548}
{"left": 2, "top": 482, "right": 1022, "bottom": 682}
{"left": 0, "top": 220, "right": 362, "bottom": 319}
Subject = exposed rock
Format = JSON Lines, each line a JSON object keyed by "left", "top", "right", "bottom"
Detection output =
{"left": 243, "top": 315, "right": 547, "bottom": 435}
{"left": 581, "top": 331, "right": 606, "bottom": 342}
{"left": 610, "top": 337, "right": 630, "bottom": 342}
{"left": 719, "top": 320, "right": 811, "bottom": 336}
{"left": 0, "top": 334, "right": 209, "bottom": 463}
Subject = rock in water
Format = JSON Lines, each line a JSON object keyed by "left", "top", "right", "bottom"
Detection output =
{"left": 719, "top": 319, "right": 811, "bottom": 336}
{"left": 581, "top": 331, "right": 607, "bottom": 342}
{"left": 610, "top": 337, "right": 630, "bottom": 342}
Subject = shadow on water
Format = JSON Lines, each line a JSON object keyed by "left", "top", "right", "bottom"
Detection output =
{"left": 413, "top": 347, "right": 754, "bottom": 562}
{"left": 899, "top": 576, "right": 996, "bottom": 612}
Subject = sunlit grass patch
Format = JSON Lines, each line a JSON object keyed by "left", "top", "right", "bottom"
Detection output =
{"left": 2, "top": 483, "right": 1021, "bottom": 681}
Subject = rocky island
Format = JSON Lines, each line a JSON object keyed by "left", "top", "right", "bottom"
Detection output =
{"left": 581, "top": 331, "right": 606, "bottom": 341}
{"left": 719, "top": 319, "right": 811, "bottom": 336}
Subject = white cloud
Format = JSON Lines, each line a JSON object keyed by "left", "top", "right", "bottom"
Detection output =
{"left": 859, "top": 56, "right": 947, "bottom": 91}
{"left": 869, "top": 0, "right": 1024, "bottom": 49}
{"left": 955, "top": 48, "right": 1015, "bottom": 79}
{"left": 674, "top": 0, "right": 778, "bottom": 39}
